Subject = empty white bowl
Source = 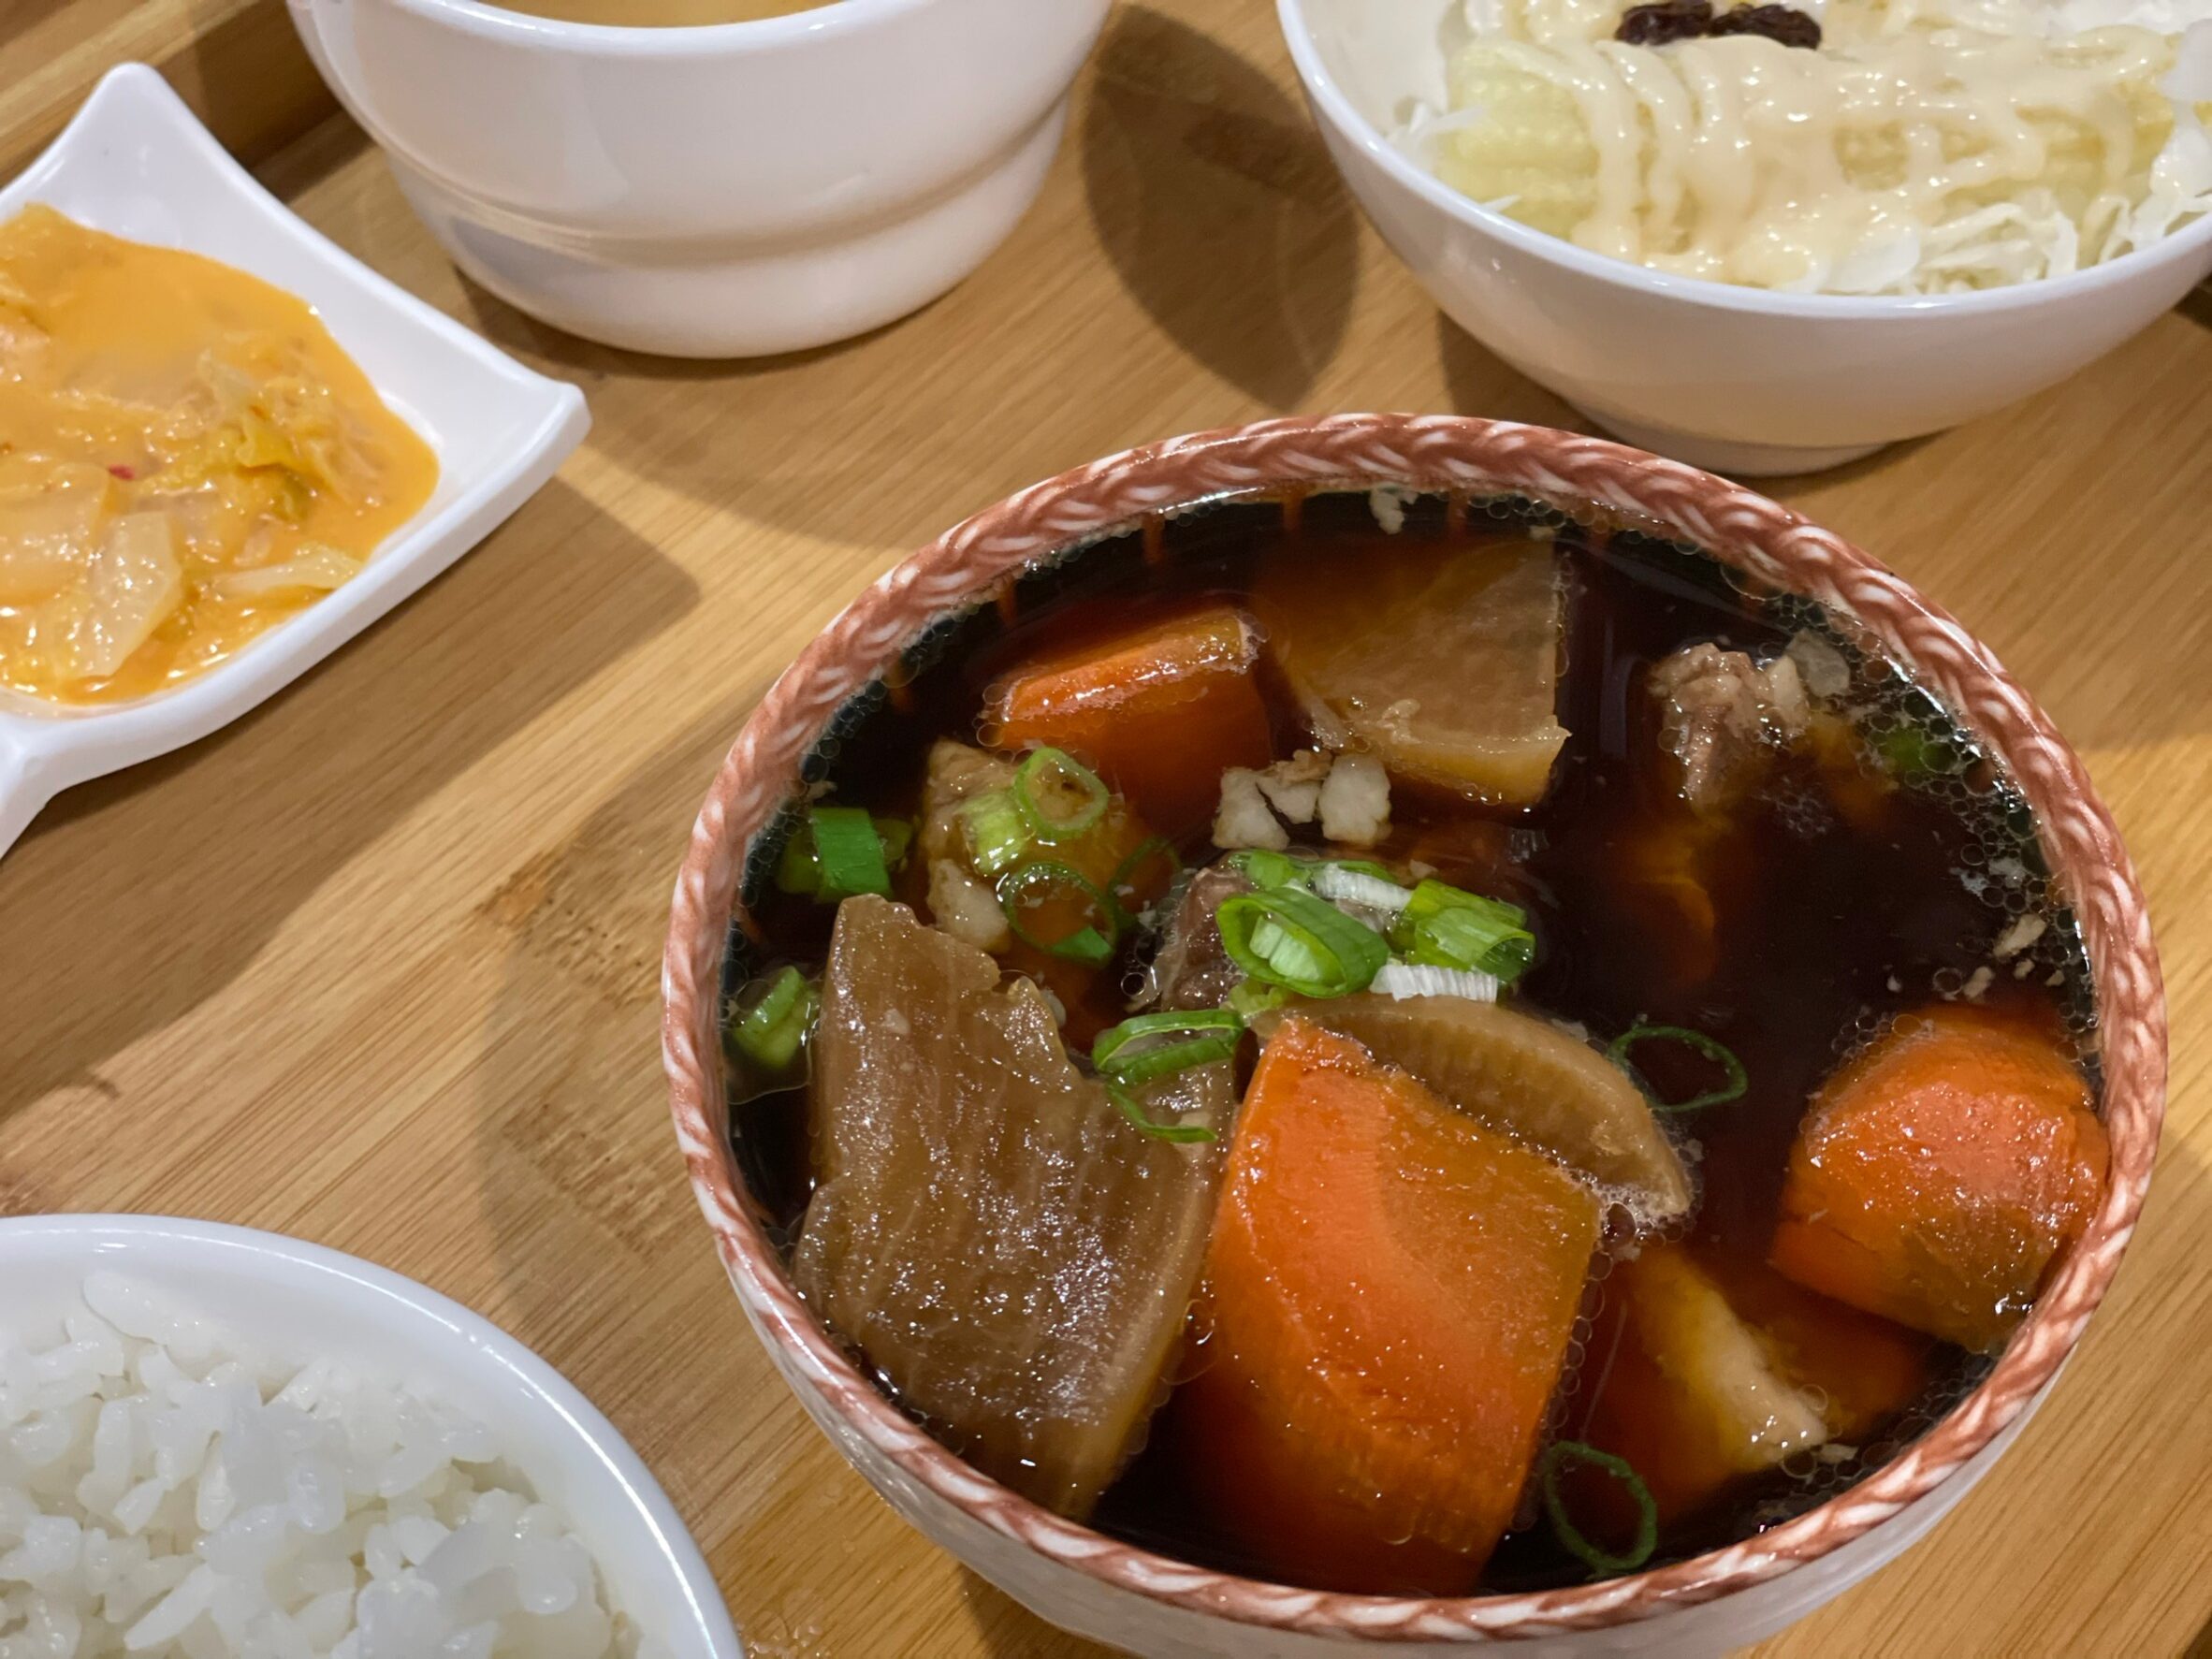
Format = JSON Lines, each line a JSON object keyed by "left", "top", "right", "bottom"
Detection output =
{"left": 0, "top": 1215, "right": 742, "bottom": 1657}
{"left": 1278, "top": 0, "right": 2212, "bottom": 474}
{"left": 287, "top": 0, "right": 1113, "bottom": 357}
{"left": 0, "top": 65, "right": 590, "bottom": 861}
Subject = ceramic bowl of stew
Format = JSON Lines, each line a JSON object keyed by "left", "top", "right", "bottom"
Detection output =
{"left": 661, "top": 415, "right": 2164, "bottom": 1656}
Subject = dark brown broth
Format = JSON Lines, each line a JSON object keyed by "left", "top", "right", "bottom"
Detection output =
{"left": 726, "top": 489, "right": 2092, "bottom": 1590}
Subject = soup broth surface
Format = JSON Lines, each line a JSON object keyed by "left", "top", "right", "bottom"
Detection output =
{"left": 729, "top": 490, "right": 2100, "bottom": 1593}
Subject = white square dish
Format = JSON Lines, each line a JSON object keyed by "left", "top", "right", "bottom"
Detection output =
{"left": 0, "top": 64, "right": 591, "bottom": 859}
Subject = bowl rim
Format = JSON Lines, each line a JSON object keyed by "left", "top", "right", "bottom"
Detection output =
{"left": 662, "top": 413, "right": 2167, "bottom": 1640}
{"left": 1274, "top": 0, "right": 2212, "bottom": 320}
{"left": 382, "top": 0, "right": 933, "bottom": 52}
{"left": 0, "top": 1212, "right": 744, "bottom": 1657}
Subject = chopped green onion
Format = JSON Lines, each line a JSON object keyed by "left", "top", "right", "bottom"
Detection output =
{"left": 1093, "top": 1009, "right": 1244, "bottom": 1087}
{"left": 1228, "top": 848, "right": 1309, "bottom": 891}
{"left": 1391, "top": 879, "right": 1535, "bottom": 982}
{"left": 875, "top": 817, "right": 914, "bottom": 870}
{"left": 997, "top": 862, "right": 1119, "bottom": 966}
{"left": 776, "top": 807, "right": 904, "bottom": 900}
{"left": 1876, "top": 723, "right": 1967, "bottom": 780}
{"left": 1216, "top": 887, "right": 1389, "bottom": 998}
{"left": 1311, "top": 863, "right": 1412, "bottom": 911}
{"left": 808, "top": 806, "right": 893, "bottom": 899}
{"left": 730, "top": 966, "right": 820, "bottom": 1076}
{"left": 1227, "top": 979, "right": 1289, "bottom": 1020}
{"left": 1107, "top": 1082, "right": 1218, "bottom": 1144}
{"left": 1107, "top": 836, "right": 1181, "bottom": 924}
{"left": 1322, "top": 858, "right": 1399, "bottom": 883}
{"left": 960, "top": 788, "right": 1031, "bottom": 878}
{"left": 775, "top": 826, "right": 821, "bottom": 895}
{"left": 1012, "top": 747, "right": 1110, "bottom": 843}
{"left": 1538, "top": 1441, "right": 1657, "bottom": 1577}
{"left": 1607, "top": 1025, "right": 1748, "bottom": 1113}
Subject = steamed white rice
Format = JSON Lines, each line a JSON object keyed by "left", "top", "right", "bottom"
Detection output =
{"left": 0, "top": 1274, "right": 663, "bottom": 1659}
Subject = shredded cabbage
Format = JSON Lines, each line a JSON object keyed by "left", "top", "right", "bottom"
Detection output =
{"left": 1413, "top": 0, "right": 2212, "bottom": 292}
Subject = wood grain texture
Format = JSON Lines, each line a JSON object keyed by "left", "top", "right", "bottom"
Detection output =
{"left": 0, "top": 0, "right": 333, "bottom": 181}
{"left": 1, "top": 4, "right": 2207, "bottom": 1656}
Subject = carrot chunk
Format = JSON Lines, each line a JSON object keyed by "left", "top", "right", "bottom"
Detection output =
{"left": 1174, "top": 1018, "right": 1601, "bottom": 1590}
{"left": 1769, "top": 1004, "right": 2107, "bottom": 1351}
{"left": 1577, "top": 1244, "right": 1930, "bottom": 1523}
{"left": 985, "top": 607, "right": 1272, "bottom": 831}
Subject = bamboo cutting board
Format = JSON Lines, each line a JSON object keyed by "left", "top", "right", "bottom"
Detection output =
{"left": 2, "top": 3, "right": 2208, "bottom": 1656}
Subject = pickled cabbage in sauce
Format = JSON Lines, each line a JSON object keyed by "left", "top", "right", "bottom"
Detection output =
{"left": 733, "top": 488, "right": 2106, "bottom": 1594}
{"left": 0, "top": 206, "right": 439, "bottom": 703}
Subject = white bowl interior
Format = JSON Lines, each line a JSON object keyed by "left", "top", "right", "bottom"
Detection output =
{"left": 1295, "top": 0, "right": 1460, "bottom": 130}
{"left": 0, "top": 1216, "right": 740, "bottom": 1658}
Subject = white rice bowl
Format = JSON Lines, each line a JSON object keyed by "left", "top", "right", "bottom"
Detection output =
{"left": 0, "top": 1273, "right": 664, "bottom": 1659}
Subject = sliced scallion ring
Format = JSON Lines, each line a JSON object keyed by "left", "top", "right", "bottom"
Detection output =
{"left": 1538, "top": 1441, "right": 1657, "bottom": 1577}
{"left": 1216, "top": 887, "right": 1389, "bottom": 998}
{"left": 1607, "top": 1025, "right": 1748, "bottom": 1113}
{"left": 777, "top": 809, "right": 911, "bottom": 899}
{"left": 1093, "top": 1009, "right": 1244, "bottom": 1087}
{"left": 1321, "top": 857, "right": 1398, "bottom": 883}
{"left": 1228, "top": 848, "right": 1309, "bottom": 891}
{"left": 1227, "top": 979, "right": 1289, "bottom": 1020}
{"left": 1390, "top": 879, "right": 1535, "bottom": 982}
{"left": 1310, "top": 863, "right": 1412, "bottom": 911}
{"left": 1107, "top": 1082, "right": 1218, "bottom": 1144}
{"left": 1107, "top": 836, "right": 1182, "bottom": 924}
{"left": 804, "top": 806, "right": 893, "bottom": 900}
{"left": 1012, "top": 747, "right": 1110, "bottom": 843}
{"left": 729, "top": 966, "right": 820, "bottom": 1076}
{"left": 959, "top": 788, "right": 1031, "bottom": 878}
{"left": 997, "top": 861, "right": 1119, "bottom": 966}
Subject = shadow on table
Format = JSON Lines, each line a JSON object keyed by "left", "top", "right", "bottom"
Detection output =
{"left": 0, "top": 482, "right": 696, "bottom": 1131}
{"left": 1080, "top": 5, "right": 1360, "bottom": 411}
{"left": 466, "top": 687, "right": 775, "bottom": 1355}
{"left": 1432, "top": 310, "right": 1594, "bottom": 433}
{"left": 445, "top": 269, "right": 1057, "bottom": 556}
{"left": 2177, "top": 280, "right": 2212, "bottom": 334}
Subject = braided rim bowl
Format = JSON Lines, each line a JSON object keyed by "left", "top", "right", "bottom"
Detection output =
{"left": 662, "top": 415, "right": 2165, "bottom": 1641}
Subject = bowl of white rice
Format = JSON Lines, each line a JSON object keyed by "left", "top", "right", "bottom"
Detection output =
{"left": 0, "top": 1215, "right": 742, "bottom": 1659}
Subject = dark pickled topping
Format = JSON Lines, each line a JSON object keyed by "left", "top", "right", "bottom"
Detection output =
{"left": 1616, "top": 0, "right": 1714, "bottom": 45}
{"left": 1614, "top": 0, "right": 1823, "bottom": 46}
{"left": 1707, "top": 4, "right": 1824, "bottom": 46}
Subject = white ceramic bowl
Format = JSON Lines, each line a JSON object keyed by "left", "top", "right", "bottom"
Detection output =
{"left": 1278, "top": 0, "right": 2212, "bottom": 474}
{"left": 0, "top": 1215, "right": 743, "bottom": 1657}
{"left": 287, "top": 0, "right": 1113, "bottom": 357}
{"left": 0, "top": 65, "right": 590, "bottom": 861}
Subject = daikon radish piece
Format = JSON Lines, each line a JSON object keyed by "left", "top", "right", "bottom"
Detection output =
{"left": 793, "top": 895, "right": 1233, "bottom": 1518}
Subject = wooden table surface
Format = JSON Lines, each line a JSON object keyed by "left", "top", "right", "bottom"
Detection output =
{"left": 4, "top": 4, "right": 2208, "bottom": 1656}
